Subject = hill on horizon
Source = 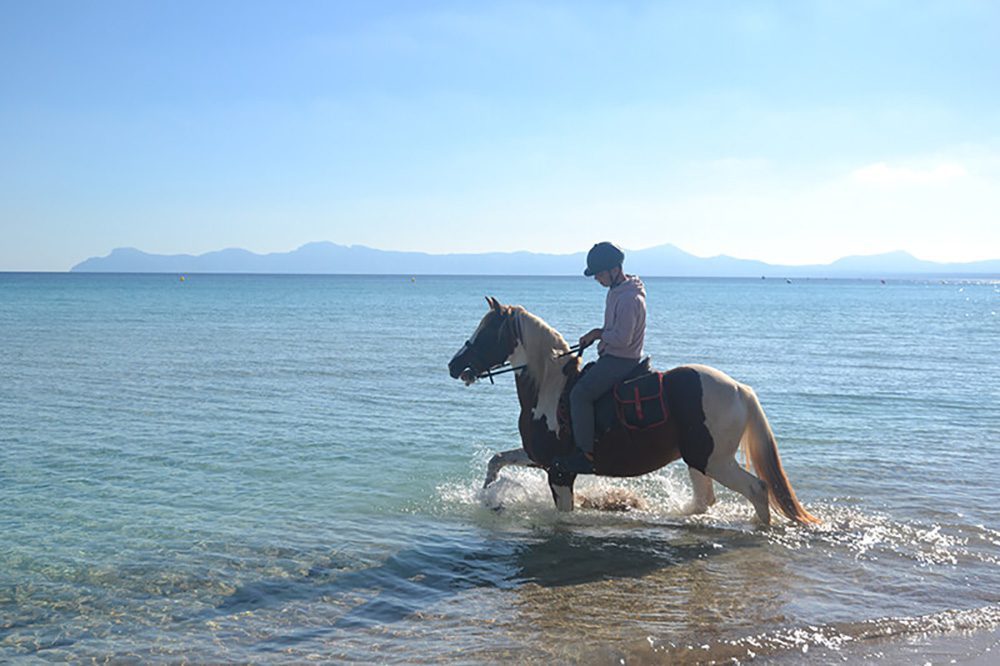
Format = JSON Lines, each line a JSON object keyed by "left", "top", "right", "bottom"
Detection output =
{"left": 70, "top": 242, "right": 1000, "bottom": 278}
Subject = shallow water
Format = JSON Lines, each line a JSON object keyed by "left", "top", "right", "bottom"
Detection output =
{"left": 1, "top": 273, "right": 998, "bottom": 662}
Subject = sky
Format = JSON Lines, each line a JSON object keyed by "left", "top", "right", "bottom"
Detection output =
{"left": 2, "top": 1, "right": 998, "bottom": 271}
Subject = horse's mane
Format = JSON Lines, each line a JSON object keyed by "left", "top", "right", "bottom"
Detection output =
{"left": 511, "top": 306, "right": 576, "bottom": 382}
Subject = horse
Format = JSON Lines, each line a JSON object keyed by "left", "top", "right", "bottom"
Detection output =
{"left": 448, "top": 297, "right": 820, "bottom": 526}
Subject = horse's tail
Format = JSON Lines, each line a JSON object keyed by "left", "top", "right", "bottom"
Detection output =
{"left": 738, "top": 385, "right": 820, "bottom": 525}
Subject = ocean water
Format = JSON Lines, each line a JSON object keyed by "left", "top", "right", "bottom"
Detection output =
{"left": 1, "top": 273, "right": 998, "bottom": 664}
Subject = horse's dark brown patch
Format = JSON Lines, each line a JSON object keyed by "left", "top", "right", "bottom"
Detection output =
{"left": 515, "top": 372, "right": 571, "bottom": 466}
{"left": 663, "top": 367, "right": 714, "bottom": 474}
{"left": 515, "top": 364, "right": 713, "bottom": 477}
{"left": 591, "top": 419, "right": 683, "bottom": 477}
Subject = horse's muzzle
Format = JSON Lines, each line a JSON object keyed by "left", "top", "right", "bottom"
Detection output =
{"left": 448, "top": 345, "right": 472, "bottom": 379}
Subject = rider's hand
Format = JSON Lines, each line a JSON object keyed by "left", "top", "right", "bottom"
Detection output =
{"left": 578, "top": 328, "right": 602, "bottom": 350}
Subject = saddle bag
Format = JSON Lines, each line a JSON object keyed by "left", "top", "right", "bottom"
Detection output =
{"left": 613, "top": 372, "right": 668, "bottom": 431}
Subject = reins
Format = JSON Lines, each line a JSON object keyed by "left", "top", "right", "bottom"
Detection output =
{"left": 475, "top": 344, "right": 583, "bottom": 384}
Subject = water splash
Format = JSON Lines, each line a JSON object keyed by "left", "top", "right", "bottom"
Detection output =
{"left": 433, "top": 454, "right": 696, "bottom": 525}
{"left": 434, "top": 453, "right": 997, "bottom": 576}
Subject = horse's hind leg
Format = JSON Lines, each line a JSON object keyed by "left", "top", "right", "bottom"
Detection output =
{"left": 705, "top": 458, "right": 771, "bottom": 525}
{"left": 484, "top": 448, "right": 535, "bottom": 488}
{"left": 683, "top": 467, "right": 716, "bottom": 515}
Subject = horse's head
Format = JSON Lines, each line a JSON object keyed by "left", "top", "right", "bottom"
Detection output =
{"left": 448, "top": 296, "right": 520, "bottom": 384}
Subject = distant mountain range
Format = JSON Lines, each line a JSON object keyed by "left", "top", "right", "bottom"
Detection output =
{"left": 71, "top": 242, "right": 1000, "bottom": 277}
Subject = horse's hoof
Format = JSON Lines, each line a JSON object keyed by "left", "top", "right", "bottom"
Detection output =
{"left": 681, "top": 501, "right": 710, "bottom": 515}
{"left": 753, "top": 505, "right": 772, "bottom": 526}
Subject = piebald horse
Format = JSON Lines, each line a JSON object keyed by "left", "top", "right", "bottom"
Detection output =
{"left": 448, "top": 297, "right": 819, "bottom": 526}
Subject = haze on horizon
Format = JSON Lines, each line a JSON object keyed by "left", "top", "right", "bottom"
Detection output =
{"left": 2, "top": 1, "right": 998, "bottom": 272}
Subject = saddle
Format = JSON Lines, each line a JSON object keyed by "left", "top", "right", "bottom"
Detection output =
{"left": 557, "top": 357, "right": 670, "bottom": 441}
{"left": 613, "top": 369, "right": 669, "bottom": 430}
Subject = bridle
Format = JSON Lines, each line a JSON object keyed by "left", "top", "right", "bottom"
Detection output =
{"left": 473, "top": 344, "right": 583, "bottom": 384}
{"left": 463, "top": 311, "right": 520, "bottom": 384}
{"left": 462, "top": 308, "right": 583, "bottom": 384}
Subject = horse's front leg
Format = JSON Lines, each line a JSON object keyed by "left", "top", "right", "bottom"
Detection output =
{"left": 547, "top": 466, "right": 576, "bottom": 512}
{"left": 484, "top": 448, "right": 536, "bottom": 488}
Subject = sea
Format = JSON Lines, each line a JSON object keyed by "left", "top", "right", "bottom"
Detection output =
{"left": 1, "top": 273, "right": 998, "bottom": 664}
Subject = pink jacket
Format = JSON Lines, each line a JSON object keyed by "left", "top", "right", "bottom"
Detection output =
{"left": 598, "top": 275, "right": 646, "bottom": 359}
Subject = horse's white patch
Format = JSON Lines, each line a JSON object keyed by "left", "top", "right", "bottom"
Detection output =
{"left": 483, "top": 447, "right": 533, "bottom": 487}
{"left": 509, "top": 340, "right": 529, "bottom": 374}
{"left": 691, "top": 364, "right": 748, "bottom": 466}
{"left": 511, "top": 354, "right": 562, "bottom": 430}
{"left": 551, "top": 483, "right": 574, "bottom": 512}
{"left": 509, "top": 314, "right": 571, "bottom": 433}
{"left": 531, "top": 388, "right": 562, "bottom": 432}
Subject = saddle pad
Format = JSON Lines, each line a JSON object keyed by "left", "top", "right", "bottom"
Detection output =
{"left": 613, "top": 372, "right": 668, "bottom": 430}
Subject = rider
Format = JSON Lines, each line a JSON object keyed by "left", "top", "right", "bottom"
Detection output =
{"left": 555, "top": 242, "right": 647, "bottom": 475}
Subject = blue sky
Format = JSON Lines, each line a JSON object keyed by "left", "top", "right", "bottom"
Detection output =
{"left": 2, "top": 1, "right": 998, "bottom": 270}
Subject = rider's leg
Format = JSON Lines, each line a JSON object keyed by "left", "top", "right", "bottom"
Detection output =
{"left": 557, "top": 354, "right": 639, "bottom": 475}
{"left": 569, "top": 354, "right": 639, "bottom": 454}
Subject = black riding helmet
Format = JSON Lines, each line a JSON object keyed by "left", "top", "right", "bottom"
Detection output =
{"left": 583, "top": 242, "right": 625, "bottom": 276}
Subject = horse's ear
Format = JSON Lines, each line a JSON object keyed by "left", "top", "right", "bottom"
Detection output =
{"left": 485, "top": 296, "right": 502, "bottom": 312}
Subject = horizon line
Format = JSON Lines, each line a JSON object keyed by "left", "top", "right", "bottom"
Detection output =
{"left": 75, "top": 241, "right": 1000, "bottom": 269}
{"left": 6, "top": 271, "right": 999, "bottom": 281}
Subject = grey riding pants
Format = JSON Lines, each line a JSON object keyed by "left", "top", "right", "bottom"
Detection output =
{"left": 570, "top": 353, "right": 639, "bottom": 453}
